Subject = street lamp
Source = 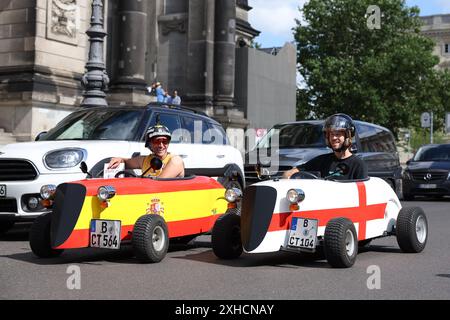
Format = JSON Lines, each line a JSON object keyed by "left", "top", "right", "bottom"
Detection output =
{"left": 81, "top": 0, "right": 109, "bottom": 108}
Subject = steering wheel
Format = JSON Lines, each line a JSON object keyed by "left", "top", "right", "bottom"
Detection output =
{"left": 291, "top": 171, "right": 319, "bottom": 180}
{"left": 114, "top": 170, "right": 138, "bottom": 178}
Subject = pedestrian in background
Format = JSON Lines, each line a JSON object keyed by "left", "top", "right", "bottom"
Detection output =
{"left": 171, "top": 90, "right": 181, "bottom": 105}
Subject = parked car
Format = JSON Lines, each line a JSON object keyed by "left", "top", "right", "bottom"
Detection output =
{"left": 0, "top": 103, "right": 245, "bottom": 234}
{"left": 245, "top": 120, "right": 402, "bottom": 195}
{"left": 402, "top": 143, "right": 450, "bottom": 200}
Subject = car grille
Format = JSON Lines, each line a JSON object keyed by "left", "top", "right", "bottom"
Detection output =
{"left": 0, "top": 199, "right": 18, "bottom": 213}
{"left": 0, "top": 160, "right": 38, "bottom": 181}
{"left": 411, "top": 172, "right": 448, "bottom": 182}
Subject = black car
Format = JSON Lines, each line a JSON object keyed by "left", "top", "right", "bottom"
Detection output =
{"left": 245, "top": 120, "right": 402, "bottom": 196}
{"left": 403, "top": 144, "right": 450, "bottom": 200}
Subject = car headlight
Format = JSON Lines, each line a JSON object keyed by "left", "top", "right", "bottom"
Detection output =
{"left": 224, "top": 188, "right": 243, "bottom": 203}
{"left": 286, "top": 189, "right": 305, "bottom": 204}
{"left": 97, "top": 186, "right": 116, "bottom": 201}
{"left": 44, "top": 149, "right": 85, "bottom": 169}
{"left": 40, "top": 184, "right": 57, "bottom": 200}
{"left": 447, "top": 172, "right": 450, "bottom": 180}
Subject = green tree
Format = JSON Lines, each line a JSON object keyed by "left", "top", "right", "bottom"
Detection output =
{"left": 294, "top": 0, "right": 444, "bottom": 135}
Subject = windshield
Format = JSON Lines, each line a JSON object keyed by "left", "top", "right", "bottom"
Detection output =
{"left": 413, "top": 145, "right": 450, "bottom": 161}
{"left": 256, "top": 123, "right": 326, "bottom": 149}
{"left": 40, "top": 109, "right": 145, "bottom": 141}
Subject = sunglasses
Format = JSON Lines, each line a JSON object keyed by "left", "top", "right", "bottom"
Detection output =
{"left": 151, "top": 138, "right": 169, "bottom": 145}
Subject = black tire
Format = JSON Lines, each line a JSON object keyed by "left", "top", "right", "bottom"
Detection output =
{"left": 212, "top": 212, "right": 243, "bottom": 259}
{"left": 132, "top": 214, "right": 169, "bottom": 263}
{"left": 403, "top": 193, "right": 414, "bottom": 201}
{"left": 0, "top": 221, "right": 15, "bottom": 235}
{"left": 29, "top": 212, "right": 64, "bottom": 258}
{"left": 324, "top": 218, "right": 358, "bottom": 268}
{"left": 396, "top": 207, "right": 428, "bottom": 253}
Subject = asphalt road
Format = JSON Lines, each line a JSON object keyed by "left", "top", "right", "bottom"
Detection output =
{"left": 1, "top": 199, "right": 449, "bottom": 300}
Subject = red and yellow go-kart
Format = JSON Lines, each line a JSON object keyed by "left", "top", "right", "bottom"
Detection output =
{"left": 29, "top": 174, "right": 228, "bottom": 263}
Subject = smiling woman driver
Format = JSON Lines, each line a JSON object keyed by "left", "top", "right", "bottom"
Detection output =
{"left": 108, "top": 124, "right": 185, "bottom": 178}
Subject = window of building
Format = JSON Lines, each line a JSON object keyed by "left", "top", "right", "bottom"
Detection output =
{"left": 444, "top": 43, "right": 450, "bottom": 55}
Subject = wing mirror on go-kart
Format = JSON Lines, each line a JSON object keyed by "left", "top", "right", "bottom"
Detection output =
{"left": 150, "top": 157, "right": 163, "bottom": 170}
{"left": 80, "top": 161, "right": 92, "bottom": 178}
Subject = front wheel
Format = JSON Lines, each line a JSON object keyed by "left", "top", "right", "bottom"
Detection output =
{"left": 324, "top": 218, "right": 358, "bottom": 268}
{"left": 132, "top": 214, "right": 169, "bottom": 263}
{"left": 396, "top": 207, "right": 428, "bottom": 253}
{"left": 29, "top": 212, "right": 64, "bottom": 258}
{"left": 212, "top": 212, "right": 243, "bottom": 259}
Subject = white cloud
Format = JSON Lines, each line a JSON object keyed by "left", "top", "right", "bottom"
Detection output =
{"left": 248, "top": 0, "right": 307, "bottom": 47}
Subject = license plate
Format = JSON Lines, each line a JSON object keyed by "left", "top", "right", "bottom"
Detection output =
{"left": 419, "top": 184, "right": 437, "bottom": 189}
{"left": 287, "top": 217, "right": 318, "bottom": 251}
{"left": 90, "top": 220, "right": 121, "bottom": 249}
{"left": 0, "top": 185, "right": 5, "bottom": 197}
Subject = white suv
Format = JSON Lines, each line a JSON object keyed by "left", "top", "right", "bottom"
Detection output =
{"left": 0, "top": 103, "right": 245, "bottom": 234}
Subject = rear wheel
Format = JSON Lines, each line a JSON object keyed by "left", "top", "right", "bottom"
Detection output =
{"left": 132, "top": 214, "right": 169, "bottom": 263}
{"left": 212, "top": 212, "right": 243, "bottom": 259}
{"left": 396, "top": 207, "right": 428, "bottom": 253}
{"left": 29, "top": 212, "right": 64, "bottom": 258}
{"left": 324, "top": 218, "right": 358, "bottom": 268}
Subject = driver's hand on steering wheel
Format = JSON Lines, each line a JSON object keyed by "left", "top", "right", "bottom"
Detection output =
{"left": 108, "top": 157, "right": 125, "bottom": 169}
{"left": 282, "top": 167, "right": 299, "bottom": 179}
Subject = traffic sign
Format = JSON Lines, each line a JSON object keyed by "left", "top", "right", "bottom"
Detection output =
{"left": 421, "top": 112, "right": 431, "bottom": 128}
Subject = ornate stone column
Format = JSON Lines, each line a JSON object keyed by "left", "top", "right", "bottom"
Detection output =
{"left": 212, "top": 0, "right": 248, "bottom": 132}
{"left": 108, "top": 0, "right": 149, "bottom": 106}
{"left": 81, "top": 0, "right": 109, "bottom": 108}
{"left": 183, "top": 0, "right": 215, "bottom": 111}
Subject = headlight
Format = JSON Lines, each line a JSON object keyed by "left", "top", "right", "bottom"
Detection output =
{"left": 286, "top": 189, "right": 305, "bottom": 204}
{"left": 224, "top": 188, "right": 243, "bottom": 203}
{"left": 447, "top": 172, "right": 450, "bottom": 180}
{"left": 40, "top": 184, "right": 57, "bottom": 200}
{"left": 97, "top": 186, "right": 116, "bottom": 201}
{"left": 44, "top": 149, "right": 85, "bottom": 169}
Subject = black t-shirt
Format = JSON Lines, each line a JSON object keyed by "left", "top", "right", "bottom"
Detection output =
{"left": 296, "top": 153, "right": 368, "bottom": 180}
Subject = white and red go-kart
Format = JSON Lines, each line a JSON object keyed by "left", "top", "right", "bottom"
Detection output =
{"left": 212, "top": 169, "right": 428, "bottom": 268}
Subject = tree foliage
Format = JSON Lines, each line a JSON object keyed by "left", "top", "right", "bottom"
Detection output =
{"left": 294, "top": 0, "right": 449, "bottom": 135}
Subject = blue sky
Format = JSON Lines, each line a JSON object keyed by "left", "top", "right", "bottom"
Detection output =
{"left": 248, "top": 0, "right": 450, "bottom": 48}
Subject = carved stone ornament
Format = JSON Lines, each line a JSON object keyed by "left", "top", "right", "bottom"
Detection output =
{"left": 159, "top": 14, "right": 187, "bottom": 36}
{"left": 46, "top": 0, "right": 79, "bottom": 45}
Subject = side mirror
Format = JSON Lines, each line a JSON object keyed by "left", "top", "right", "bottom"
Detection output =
{"left": 406, "top": 159, "right": 411, "bottom": 165}
{"left": 35, "top": 131, "right": 47, "bottom": 141}
{"left": 150, "top": 157, "right": 163, "bottom": 170}
{"left": 80, "top": 161, "right": 92, "bottom": 178}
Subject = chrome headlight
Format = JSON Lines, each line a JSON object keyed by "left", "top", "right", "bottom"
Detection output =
{"left": 44, "top": 149, "right": 85, "bottom": 169}
{"left": 97, "top": 186, "right": 116, "bottom": 201}
{"left": 40, "top": 184, "right": 57, "bottom": 200}
{"left": 224, "top": 188, "right": 243, "bottom": 203}
{"left": 286, "top": 189, "right": 305, "bottom": 204}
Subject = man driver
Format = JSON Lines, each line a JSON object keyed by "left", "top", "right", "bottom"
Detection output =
{"left": 283, "top": 113, "right": 368, "bottom": 180}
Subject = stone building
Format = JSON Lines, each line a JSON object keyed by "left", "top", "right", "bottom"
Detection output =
{"left": 420, "top": 14, "right": 450, "bottom": 70}
{"left": 0, "top": 0, "right": 297, "bottom": 149}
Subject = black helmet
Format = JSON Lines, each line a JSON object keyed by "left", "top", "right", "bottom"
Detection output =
{"left": 145, "top": 124, "right": 171, "bottom": 147}
{"left": 323, "top": 113, "right": 355, "bottom": 150}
